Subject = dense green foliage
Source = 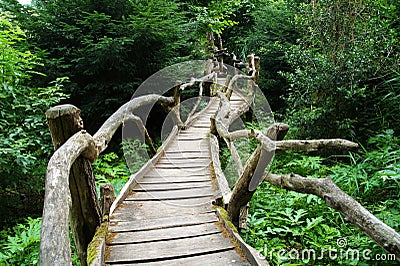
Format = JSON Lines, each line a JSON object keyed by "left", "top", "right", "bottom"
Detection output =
{"left": 0, "top": 217, "right": 80, "bottom": 265}
{"left": 283, "top": 0, "right": 400, "bottom": 140}
{"left": 4, "top": 0, "right": 195, "bottom": 132}
{"left": 0, "top": 217, "right": 41, "bottom": 265}
{"left": 0, "top": 14, "right": 66, "bottom": 226}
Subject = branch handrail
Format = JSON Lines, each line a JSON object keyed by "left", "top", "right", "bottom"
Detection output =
{"left": 40, "top": 94, "right": 176, "bottom": 266}
{"left": 40, "top": 131, "right": 97, "bottom": 265}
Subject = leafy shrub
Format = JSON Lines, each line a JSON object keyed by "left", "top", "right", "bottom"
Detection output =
{"left": 0, "top": 217, "right": 81, "bottom": 266}
{"left": 282, "top": 0, "right": 400, "bottom": 140}
{"left": 0, "top": 217, "right": 41, "bottom": 265}
{"left": 93, "top": 139, "right": 149, "bottom": 195}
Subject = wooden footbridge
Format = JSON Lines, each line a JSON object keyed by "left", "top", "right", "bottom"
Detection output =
{"left": 39, "top": 53, "right": 274, "bottom": 266}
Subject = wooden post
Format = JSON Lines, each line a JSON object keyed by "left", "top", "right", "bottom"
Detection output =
{"left": 46, "top": 105, "right": 101, "bottom": 266}
{"left": 100, "top": 184, "right": 115, "bottom": 221}
{"left": 171, "top": 82, "right": 184, "bottom": 128}
{"left": 227, "top": 123, "right": 289, "bottom": 228}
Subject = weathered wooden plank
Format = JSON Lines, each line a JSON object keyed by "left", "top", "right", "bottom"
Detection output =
{"left": 138, "top": 176, "right": 211, "bottom": 183}
{"left": 140, "top": 177, "right": 211, "bottom": 185}
{"left": 105, "top": 233, "right": 235, "bottom": 263}
{"left": 189, "top": 125, "right": 211, "bottom": 128}
{"left": 109, "top": 213, "right": 218, "bottom": 232}
{"left": 125, "top": 187, "right": 216, "bottom": 201}
{"left": 164, "top": 150, "right": 210, "bottom": 155}
{"left": 110, "top": 250, "right": 249, "bottom": 266}
{"left": 174, "top": 137, "right": 207, "bottom": 141}
{"left": 156, "top": 160, "right": 211, "bottom": 165}
{"left": 154, "top": 163, "right": 210, "bottom": 169}
{"left": 166, "top": 149, "right": 210, "bottom": 157}
{"left": 147, "top": 169, "right": 211, "bottom": 176}
{"left": 108, "top": 223, "right": 220, "bottom": 245}
{"left": 176, "top": 131, "right": 205, "bottom": 135}
{"left": 161, "top": 154, "right": 210, "bottom": 159}
{"left": 109, "top": 200, "right": 213, "bottom": 222}
{"left": 143, "top": 172, "right": 210, "bottom": 177}
{"left": 133, "top": 182, "right": 212, "bottom": 191}
{"left": 168, "top": 143, "right": 209, "bottom": 150}
{"left": 130, "top": 185, "right": 214, "bottom": 194}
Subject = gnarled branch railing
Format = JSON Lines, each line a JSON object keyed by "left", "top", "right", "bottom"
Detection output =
{"left": 41, "top": 94, "right": 177, "bottom": 266}
{"left": 208, "top": 58, "right": 400, "bottom": 261}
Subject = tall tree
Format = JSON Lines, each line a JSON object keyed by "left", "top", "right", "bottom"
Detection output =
{"left": 11, "top": 0, "right": 191, "bottom": 132}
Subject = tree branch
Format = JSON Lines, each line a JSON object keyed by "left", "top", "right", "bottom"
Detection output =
{"left": 264, "top": 173, "right": 400, "bottom": 261}
{"left": 275, "top": 139, "right": 359, "bottom": 152}
{"left": 93, "top": 94, "right": 174, "bottom": 153}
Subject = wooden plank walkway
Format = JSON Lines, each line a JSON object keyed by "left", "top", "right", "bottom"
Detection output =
{"left": 105, "top": 93, "right": 252, "bottom": 265}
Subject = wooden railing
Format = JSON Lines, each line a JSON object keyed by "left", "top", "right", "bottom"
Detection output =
{"left": 40, "top": 95, "right": 182, "bottom": 265}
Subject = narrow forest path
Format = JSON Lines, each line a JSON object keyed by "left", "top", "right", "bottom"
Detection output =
{"left": 104, "top": 95, "right": 251, "bottom": 265}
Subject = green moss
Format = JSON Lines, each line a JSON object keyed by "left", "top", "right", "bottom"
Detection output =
{"left": 87, "top": 222, "right": 108, "bottom": 265}
{"left": 216, "top": 206, "right": 238, "bottom": 234}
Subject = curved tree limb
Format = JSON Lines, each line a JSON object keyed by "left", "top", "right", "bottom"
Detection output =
{"left": 124, "top": 114, "right": 156, "bottom": 156}
{"left": 93, "top": 94, "right": 174, "bottom": 153}
{"left": 40, "top": 131, "right": 97, "bottom": 266}
{"left": 264, "top": 173, "right": 400, "bottom": 261}
{"left": 275, "top": 139, "right": 359, "bottom": 152}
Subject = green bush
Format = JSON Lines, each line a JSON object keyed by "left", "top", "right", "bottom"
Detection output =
{"left": 0, "top": 217, "right": 41, "bottom": 265}
{"left": 282, "top": 0, "right": 400, "bottom": 140}
{"left": 0, "top": 217, "right": 82, "bottom": 266}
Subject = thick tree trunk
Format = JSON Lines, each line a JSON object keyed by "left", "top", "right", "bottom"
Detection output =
{"left": 45, "top": 105, "right": 101, "bottom": 266}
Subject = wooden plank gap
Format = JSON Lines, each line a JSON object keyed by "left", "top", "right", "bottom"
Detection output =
{"left": 105, "top": 247, "right": 235, "bottom": 264}
{"left": 108, "top": 231, "right": 220, "bottom": 246}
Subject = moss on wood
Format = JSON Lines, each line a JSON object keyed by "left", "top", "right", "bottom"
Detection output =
{"left": 86, "top": 222, "right": 108, "bottom": 266}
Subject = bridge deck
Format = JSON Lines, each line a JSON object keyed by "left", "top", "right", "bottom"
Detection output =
{"left": 105, "top": 94, "right": 251, "bottom": 265}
